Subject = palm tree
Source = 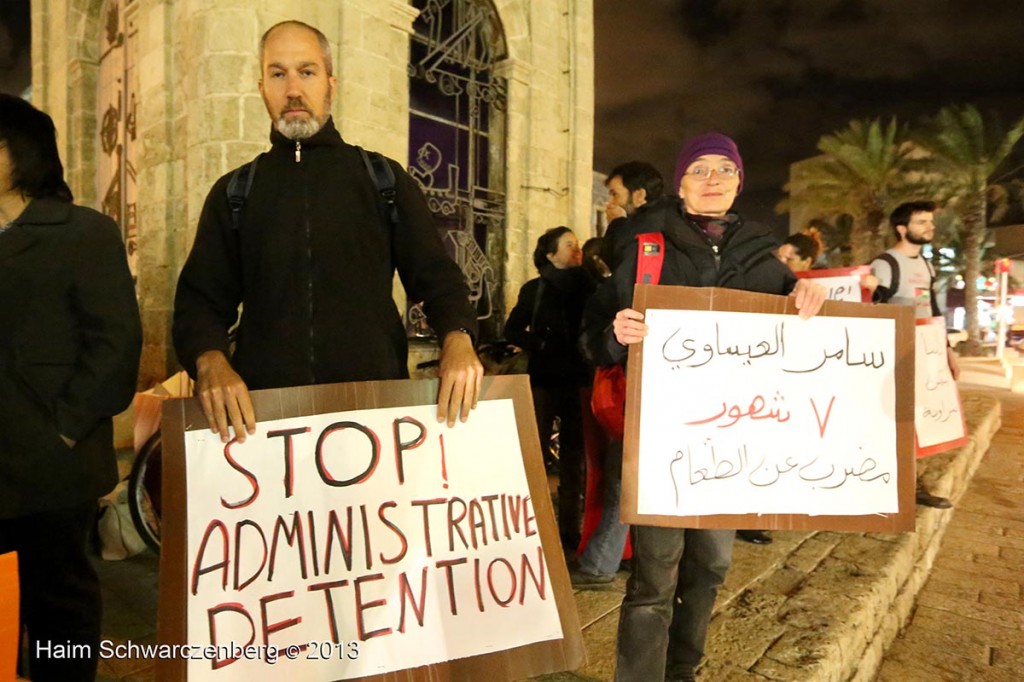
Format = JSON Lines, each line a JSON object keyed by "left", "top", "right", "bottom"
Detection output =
{"left": 779, "top": 118, "right": 923, "bottom": 264}
{"left": 911, "top": 105, "right": 1024, "bottom": 354}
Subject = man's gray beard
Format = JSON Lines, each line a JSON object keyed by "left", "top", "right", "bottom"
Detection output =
{"left": 274, "top": 115, "right": 324, "bottom": 141}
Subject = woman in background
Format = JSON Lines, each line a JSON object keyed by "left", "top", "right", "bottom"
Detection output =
{"left": 505, "top": 227, "right": 591, "bottom": 551}
{"left": 776, "top": 228, "right": 825, "bottom": 272}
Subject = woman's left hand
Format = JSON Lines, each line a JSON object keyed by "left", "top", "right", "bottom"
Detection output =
{"left": 791, "top": 279, "right": 826, "bottom": 319}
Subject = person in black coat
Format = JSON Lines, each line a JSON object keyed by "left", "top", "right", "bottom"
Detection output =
{"left": 0, "top": 94, "right": 142, "bottom": 681}
{"left": 505, "top": 226, "right": 591, "bottom": 551}
{"left": 582, "top": 133, "right": 824, "bottom": 682}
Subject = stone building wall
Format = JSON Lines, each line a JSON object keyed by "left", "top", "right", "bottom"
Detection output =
{"left": 30, "top": 0, "right": 594, "bottom": 384}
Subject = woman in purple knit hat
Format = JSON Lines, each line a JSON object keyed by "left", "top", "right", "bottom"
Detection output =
{"left": 579, "top": 132, "right": 825, "bottom": 681}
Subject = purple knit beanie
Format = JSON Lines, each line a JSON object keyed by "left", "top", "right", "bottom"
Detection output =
{"left": 672, "top": 132, "right": 744, "bottom": 195}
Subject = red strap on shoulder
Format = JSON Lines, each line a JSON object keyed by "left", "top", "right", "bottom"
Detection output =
{"left": 635, "top": 232, "right": 665, "bottom": 285}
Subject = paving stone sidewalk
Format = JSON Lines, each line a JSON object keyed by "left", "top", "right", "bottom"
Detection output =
{"left": 875, "top": 390, "right": 1024, "bottom": 682}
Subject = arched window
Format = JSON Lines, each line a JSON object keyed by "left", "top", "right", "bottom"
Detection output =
{"left": 96, "top": 0, "right": 139, "bottom": 279}
{"left": 407, "top": 0, "right": 508, "bottom": 339}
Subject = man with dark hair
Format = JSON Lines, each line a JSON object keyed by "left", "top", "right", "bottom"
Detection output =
{"left": 871, "top": 200, "right": 959, "bottom": 508}
{"left": 605, "top": 161, "right": 664, "bottom": 223}
{"left": 174, "top": 20, "right": 482, "bottom": 443}
{"left": 602, "top": 161, "right": 664, "bottom": 269}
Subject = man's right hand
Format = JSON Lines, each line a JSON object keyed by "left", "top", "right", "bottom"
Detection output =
{"left": 195, "top": 350, "right": 256, "bottom": 443}
{"left": 605, "top": 202, "right": 627, "bottom": 223}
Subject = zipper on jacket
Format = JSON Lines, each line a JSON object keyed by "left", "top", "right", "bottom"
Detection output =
{"left": 295, "top": 140, "right": 302, "bottom": 163}
{"left": 301, "top": 162, "right": 316, "bottom": 383}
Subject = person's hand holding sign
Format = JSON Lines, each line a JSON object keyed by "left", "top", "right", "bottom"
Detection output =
{"left": 614, "top": 308, "right": 649, "bottom": 345}
{"left": 195, "top": 350, "right": 256, "bottom": 443}
{"left": 790, "top": 279, "right": 826, "bottom": 319}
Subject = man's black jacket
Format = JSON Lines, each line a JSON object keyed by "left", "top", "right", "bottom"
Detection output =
{"left": 582, "top": 198, "right": 796, "bottom": 367}
{"left": 173, "top": 118, "right": 476, "bottom": 389}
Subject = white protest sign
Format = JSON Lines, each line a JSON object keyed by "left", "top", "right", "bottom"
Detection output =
{"left": 183, "top": 399, "right": 562, "bottom": 681}
{"left": 637, "top": 309, "right": 898, "bottom": 516}
{"left": 914, "top": 319, "right": 968, "bottom": 455}
{"left": 796, "top": 266, "right": 871, "bottom": 302}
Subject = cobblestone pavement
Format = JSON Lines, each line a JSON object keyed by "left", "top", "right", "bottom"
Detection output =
{"left": 875, "top": 389, "right": 1024, "bottom": 682}
{"left": 90, "top": 384, "right": 1019, "bottom": 682}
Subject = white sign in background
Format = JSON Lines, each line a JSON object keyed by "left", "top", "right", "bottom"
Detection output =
{"left": 807, "top": 274, "right": 864, "bottom": 302}
{"left": 184, "top": 400, "right": 562, "bottom": 681}
{"left": 638, "top": 310, "right": 898, "bottom": 516}
{"left": 914, "top": 322, "right": 966, "bottom": 449}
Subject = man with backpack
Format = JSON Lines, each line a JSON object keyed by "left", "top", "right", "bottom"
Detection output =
{"left": 581, "top": 133, "right": 825, "bottom": 681}
{"left": 870, "top": 200, "right": 960, "bottom": 509}
{"left": 173, "top": 20, "right": 481, "bottom": 443}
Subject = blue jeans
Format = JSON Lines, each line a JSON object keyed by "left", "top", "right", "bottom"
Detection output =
{"left": 576, "top": 440, "right": 629, "bottom": 576}
{"left": 615, "top": 526, "right": 735, "bottom": 681}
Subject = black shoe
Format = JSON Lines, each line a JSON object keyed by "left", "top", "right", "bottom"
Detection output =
{"left": 915, "top": 487, "right": 952, "bottom": 509}
{"left": 568, "top": 563, "right": 614, "bottom": 587}
{"left": 737, "top": 529, "right": 773, "bottom": 545}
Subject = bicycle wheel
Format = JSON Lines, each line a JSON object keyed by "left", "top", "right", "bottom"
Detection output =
{"left": 128, "top": 431, "right": 163, "bottom": 553}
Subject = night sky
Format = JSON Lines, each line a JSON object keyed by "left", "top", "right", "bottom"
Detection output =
{"left": 5, "top": 0, "right": 1024, "bottom": 232}
{"left": 594, "top": 0, "right": 1024, "bottom": 228}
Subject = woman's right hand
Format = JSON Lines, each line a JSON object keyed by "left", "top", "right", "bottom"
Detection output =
{"left": 613, "top": 308, "right": 648, "bottom": 345}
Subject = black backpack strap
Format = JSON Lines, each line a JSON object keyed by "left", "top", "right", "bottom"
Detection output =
{"left": 530, "top": 277, "right": 546, "bottom": 332}
{"left": 873, "top": 252, "right": 900, "bottom": 303}
{"left": 356, "top": 146, "right": 400, "bottom": 230}
{"left": 926, "top": 257, "right": 941, "bottom": 317}
{"left": 225, "top": 153, "right": 262, "bottom": 231}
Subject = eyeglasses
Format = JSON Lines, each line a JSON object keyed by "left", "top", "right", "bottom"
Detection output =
{"left": 684, "top": 165, "right": 740, "bottom": 180}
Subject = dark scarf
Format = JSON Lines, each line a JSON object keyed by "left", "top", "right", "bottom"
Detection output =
{"left": 686, "top": 212, "right": 738, "bottom": 244}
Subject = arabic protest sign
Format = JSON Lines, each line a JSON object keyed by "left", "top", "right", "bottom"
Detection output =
{"left": 157, "top": 377, "right": 584, "bottom": 682}
{"left": 796, "top": 266, "right": 872, "bottom": 302}
{"left": 623, "top": 285, "right": 915, "bottom": 533}
{"left": 914, "top": 318, "right": 969, "bottom": 457}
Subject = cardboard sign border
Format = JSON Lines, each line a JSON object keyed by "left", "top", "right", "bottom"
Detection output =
{"left": 623, "top": 284, "right": 916, "bottom": 533}
{"left": 914, "top": 317, "right": 970, "bottom": 458}
{"left": 796, "top": 265, "right": 872, "bottom": 302}
{"left": 156, "top": 375, "right": 584, "bottom": 682}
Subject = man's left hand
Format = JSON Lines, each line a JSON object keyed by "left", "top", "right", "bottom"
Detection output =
{"left": 791, "top": 279, "right": 826, "bottom": 319}
{"left": 437, "top": 330, "right": 484, "bottom": 427}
